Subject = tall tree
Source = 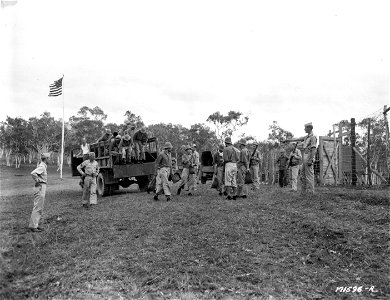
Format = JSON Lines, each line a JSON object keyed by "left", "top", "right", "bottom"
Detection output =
{"left": 267, "top": 121, "right": 293, "bottom": 146}
{"left": 124, "top": 110, "right": 145, "bottom": 128}
{"left": 206, "top": 111, "right": 249, "bottom": 141}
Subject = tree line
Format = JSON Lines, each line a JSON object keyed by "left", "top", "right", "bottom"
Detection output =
{"left": 0, "top": 106, "right": 296, "bottom": 168}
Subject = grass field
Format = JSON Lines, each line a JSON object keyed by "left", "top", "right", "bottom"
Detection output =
{"left": 0, "top": 164, "right": 389, "bottom": 299}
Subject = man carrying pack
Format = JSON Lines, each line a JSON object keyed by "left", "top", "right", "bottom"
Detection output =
{"left": 249, "top": 142, "right": 261, "bottom": 190}
{"left": 222, "top": 137, "right": 239, "bottom": 200}
{"left": 213, "top": 144, "right": 225, "bottom": 196}
{"left": 236, "top": 139, "right": 250, "bottom": 199}
{"left": 301, "top": 122, "right": 317, "bottom": 196}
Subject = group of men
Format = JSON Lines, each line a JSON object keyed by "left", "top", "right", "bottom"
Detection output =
{"left": 153, "top": 122, "right": 318, "bottom": 201}
{"left": 27, "top": 122, "right": 317, "bottom": 231}
{"left": 95, "top": 122, "right": 149, "bottom": 163}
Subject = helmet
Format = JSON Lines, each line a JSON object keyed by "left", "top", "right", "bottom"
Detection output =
{"left": 239, "top": 139, "right": 247, "bottom": 146}
{"left": 224, "top": 137, "right": 232, "bottom": 144}
{"left": 163, "top": 142, "right": 173, "bottom": 149}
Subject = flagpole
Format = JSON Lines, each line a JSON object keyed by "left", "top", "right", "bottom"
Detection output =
{"left": 60, "top": 75, "right": 65, "bottom": 179}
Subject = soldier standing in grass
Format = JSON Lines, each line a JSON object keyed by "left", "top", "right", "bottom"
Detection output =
{"left": 223, "top": 137, "right": 239, "bottom": 200}
{"left": 249, "top": 142, "right": 261, "bottom": 190}
{"left": 29, "top": 153, "right": 50, "bottom": 232}
{"left": 192, "top": 144, "right": 200, "bottom": 187}
{"left": 154, "top": 142, "right": 173, "bottom": 201}
{"left": 276, "top": 149, "right": 289, "bottom": 188}
{"left": 288, "top": 142, "right": 302, "bottom": 192}
{"left": 77, "top": 152, "right": 100, "bottom": 208}
{"left": 213, "top": 144, "right": 225, "bottom": 196}
{"left": 301, "top": 122, "right": 317, "bottom": 196}
{"left": 177, "top": 146, "right": 196, "bottom": 196}
{"left": 236, "top": 139, "right": 250, "bottom": 199}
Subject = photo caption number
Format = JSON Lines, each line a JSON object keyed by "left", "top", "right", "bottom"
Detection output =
{"left": 335, "top": 286, "right": 377, "bottom": 293}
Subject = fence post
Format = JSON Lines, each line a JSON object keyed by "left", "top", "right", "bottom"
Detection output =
{"left": 384, "top": 105, "right": 390, "bottom": 178}
{"left": 318, "top": 137, "right": 323, "bottom": 185}
{"left": 338, "top": 123, "right": 343, "bottom": 184}
{"left": 367, "top": 119, "right": 372, "bottom": 185}
{"left": 351, "top": 118, "right": 357, "bottom": 185}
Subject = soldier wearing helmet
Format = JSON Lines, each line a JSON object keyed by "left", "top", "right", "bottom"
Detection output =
{"left": 213, "top": 144, "right": 225, "bottom": 195}
{"left": 236, "top": 139, "right": 250, "bottom": 199}
{"left": 154, "top": 142, "right": 173, "bottom": 201}
{"left": 133, "top": 126, "right": 148, "bottom": 163}
{"left": 222, "top": 137, "right": 239, "bottom": 200}
{"left": 177, "top": 145, "right": 196, "bottom": 196}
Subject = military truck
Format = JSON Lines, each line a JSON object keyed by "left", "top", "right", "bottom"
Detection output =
{"left": 71, "top": 137, "right": 158, "bottom": 196}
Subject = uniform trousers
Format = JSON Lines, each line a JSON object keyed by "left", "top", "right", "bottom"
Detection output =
{"left": 237, "top": 165, "right": 248, "bottom": 196}
{"left": 216, "top": 166, "right": 224, "bottom": 192}
{"left": 29, "top": 183, "right": 46, "bottom": 229}
{"left": 156, "top": 167, "right": 171, "bottom": 196}
{"left": 82, "top": 176, "right": 97, "bottom": 205}
{"left": 179, "top": 168, "right": 195, "bottom": 193}
{"left": 290, "top": 165, "right": 299, "bottom": 191}
{"left": 134, "top": 141, "right": 146, "bottom": 160}
{"left": 302, "top": 155, "right": 315, "bottom": 194}
{"left": 250, "top": 164, "right": 260, "bottom": 189}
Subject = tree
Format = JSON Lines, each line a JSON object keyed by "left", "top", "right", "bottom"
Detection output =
{"left": 267, "top": 121, "right": 293, "bottom": 147}
{"left": 187, "top": 123, "right": 218, "bottom": 151}
{"left": 124, "top": 110, "right": 144, "bottom": 128}
{"left": 206, "top": 111, "right": 249, "bottom": 141}
{"left": 147, "top": 123, "right": 188, "bottom": 155}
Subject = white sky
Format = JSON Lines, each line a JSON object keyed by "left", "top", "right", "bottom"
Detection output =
{"left": 1, "top": 0, "right": 389, "bottom": 141}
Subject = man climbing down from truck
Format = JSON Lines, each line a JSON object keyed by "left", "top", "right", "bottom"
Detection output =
{"left": 134, "top": 126, "right": 148, "bottom": 163}
{"left": 154, "top": 142, "right": 173, "bottom": 201}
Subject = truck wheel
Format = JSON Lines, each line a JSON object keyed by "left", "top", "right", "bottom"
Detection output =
{"left": 97, "top": 173, "right": 110, "bottom": 196}
{"left": 136, "top": 175, "right": 149, "bottom": 192}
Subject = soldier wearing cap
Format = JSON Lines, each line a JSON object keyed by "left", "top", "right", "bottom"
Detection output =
{"left": 236, "top": 139, "right": 250, "bottom": 199}
{"left": 213, "top": 144, "right": 225, "bottom": 195}
{"left": 154, "top": 142, "right": 173, "bottom": 201}
{"left": 177, "top": 145, "right": 196, "bottom": 196}
{"left": 134, "top": 126, "right": 148, "bottom": 162}
{"left": 29, "top": 153, "right": 50, "bottom": 232}
{"left": 301, "top": 122, "right": 317, "bottom": 195}
{"left": 222, "top": 137, "right": 239, "bottom": 200}
{"left": 118, "top": 133, "right": 132, "bottom": 164}
{"left": 249, "top": 142, "right": 261, "bottom": 190}
{"left": 77, "top": 152, "right": 100, "bottom": 208}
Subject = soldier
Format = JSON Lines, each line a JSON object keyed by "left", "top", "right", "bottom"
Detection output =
{"left": 80, "top": 137, "right": 90, "bottom": 161}
{"left": 77, "top": 152, "right": 100, "bottom": 208}
{"left": 213, "top": 144, "right": 225, "bottom": 196}
{"left": 223, "top": 137, "right": 239, "bottom": 200}
{"left": 97, "top": 128, "right": 112, "bottom": 143}
{"left": 276, "top": 149, "right": 289, "bottom": 188}
{"left": 134, "top": 127, "right": 148, "bottom": 162}
{"left": 154, "top": 142, "right": 173, "bottom": 201}
{"left": 236, "top": 139, "right": 250, "bottom": 199}
{"left": 29, "top": 153, "right": 50, "bottom": 232}
{"left": 192, "top": 144, "right": 200, "bottom": 186}
{"left": 249, "top": 142, "right": 261, "bottom": 190}
{"left": 288, "top": 142, "right": 302, "bottom": 192}
{"left": 301, "top": 122, "right": 317, "bottom": 195}
{"left": 177, "top": 146, "right": 196, "bottom": 196}
{"left": 118, "top": 133, "right": 132, "bottom": 164}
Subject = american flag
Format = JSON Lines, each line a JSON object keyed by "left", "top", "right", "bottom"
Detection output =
{"left": 48, "top": 77, "right": 63, "bottom": 97}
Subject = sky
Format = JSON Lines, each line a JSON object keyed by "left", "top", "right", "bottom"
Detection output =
{"left": 1, "top": 0, "right": 389, "bottom": 141}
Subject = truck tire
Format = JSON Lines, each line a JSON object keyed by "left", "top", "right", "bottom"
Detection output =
{"left": 97, "top": 173, "right": 110, "bottom": 196}
{"left": 136, "top": 175, "right": 149, "bottom": 192}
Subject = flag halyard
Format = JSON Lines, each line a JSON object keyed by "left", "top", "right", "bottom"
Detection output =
{"left": 48, "top": 77, "right": 63, "bottom": 97}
